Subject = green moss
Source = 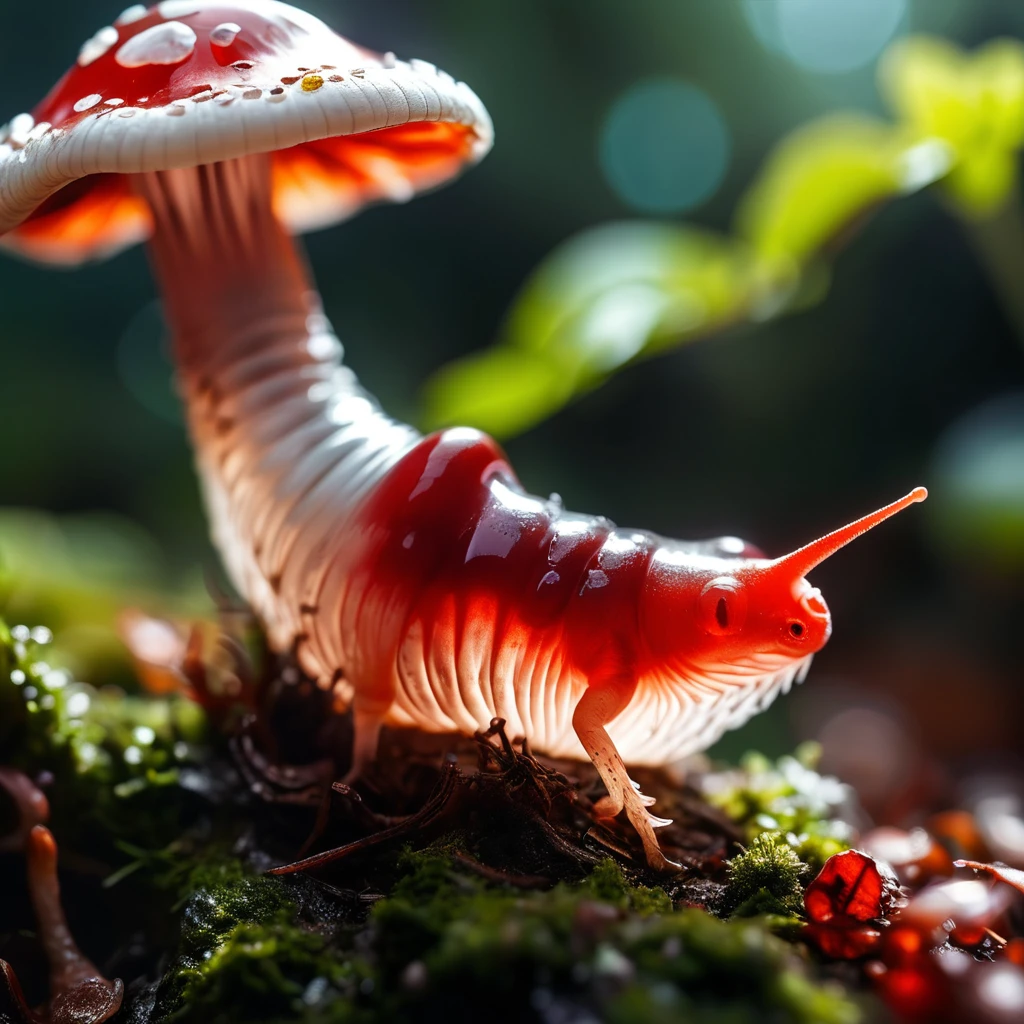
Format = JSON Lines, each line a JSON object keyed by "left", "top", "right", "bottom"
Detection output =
{"left": 143, "top": 850, "right": 862, "bottom": 1023}
{"left": 363, "top": 851, "right": 860, "bottom": 1023}
{"left": 723, "top": 831, "right": 808, "bottom": 918}
{"left": 702, "top": 745, "right": 854, "bottom": 873}
{"left": 152, "top": 862, "right": 364, "bottom": 1024}
{"left": 579, "top": 859, "right": 673, "bottom": 916}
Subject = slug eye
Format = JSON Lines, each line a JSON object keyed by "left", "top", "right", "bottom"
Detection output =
{"left": 699, "top": 577, "right": 747, "bottom": 636}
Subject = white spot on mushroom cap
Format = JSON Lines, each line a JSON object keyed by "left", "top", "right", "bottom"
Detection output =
{"left": 8, "top": 113, "right": 34, "bottom": 148}
{"left": 73, "top": 94, "right": 103, "bottom": 113}
{"left": 78, "top": 25, "right": 119, "bottom": 67}
{"left": 157, "top": 1, "right": 199, "bottom": 17}
{"left": 116, "top": 21, "right": 197, "bottom": 68}
{"left": 116, "top": 4, "right": 148, "bottom": 25}
{"left": 105, "top": 98, "right": 125, "bottom": 106}
{"left": 210, "top": 22, "right": 241, "bottom": 47}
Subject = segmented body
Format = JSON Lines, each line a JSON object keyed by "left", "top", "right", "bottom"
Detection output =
{"left": 181, "top": 300, "right": 809, "bottom": 765}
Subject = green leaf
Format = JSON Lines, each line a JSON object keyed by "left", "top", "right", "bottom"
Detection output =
{"left": 421, "top": 345, "right": 579, "bottom": 438}
{"left": 422, "top": 223, "right": 754, "bottom": 438}
{"left": 880, "top": 35, "right": 1024, "bottom": 217}
{"left": 736, "top": 114, "right": 948, "bottom": 274}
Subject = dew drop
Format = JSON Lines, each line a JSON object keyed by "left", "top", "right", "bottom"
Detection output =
{"left": 210, "top": 22, "right": 241, "bottom": 47}
{"left": 116, "top": 20, "right": 196, "bottom": 68}
{"left": 301, "top": 73, "right": 324, "bottom": 92}
{"left": 78, "top": 25, "right": 118, "bottom": 67}
{"left": 116, "top": 4, "right": 148, "bottom": 24}
{"left": 73, "top": 93, "right": 103, "bottom": 113}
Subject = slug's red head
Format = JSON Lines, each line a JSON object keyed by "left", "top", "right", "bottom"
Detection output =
{"left": 644, "top": 488, "right": 928, "bottom": 672}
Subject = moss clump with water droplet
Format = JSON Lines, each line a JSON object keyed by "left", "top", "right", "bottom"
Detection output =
{"left": 0, "top": 615, "right": 208, "bottom": 855}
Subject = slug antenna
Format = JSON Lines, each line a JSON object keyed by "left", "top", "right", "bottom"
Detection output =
{"left": 772, "top": 487, "right": 927, "bottom": 579}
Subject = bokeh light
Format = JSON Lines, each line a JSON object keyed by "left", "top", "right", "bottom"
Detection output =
{"left": 745, "top": 0, "right": 908, "bottom": 74}
{"left": 742, "top": 0, "right": 783, "bottom": 54}
{"left": 929, "top": 391, "right": 1024, "bottom": 567}
{"left": 116, "top": 302, "right": 180, "bottom": 425}
{"left": 599, "top": 78, "right": 730, "bottom": 214}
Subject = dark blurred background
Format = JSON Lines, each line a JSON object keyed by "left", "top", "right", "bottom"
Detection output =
{"left": 1, "top": 0, "right": 1023, "bottom": 825}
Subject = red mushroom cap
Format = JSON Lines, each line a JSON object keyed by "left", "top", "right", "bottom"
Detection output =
{"left": 0, "top": 1, "right": 492, "bottom": 263}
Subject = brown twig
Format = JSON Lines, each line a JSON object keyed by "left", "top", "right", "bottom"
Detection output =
{"left": 267, "top": 761, "right": 462, "bottom": 876}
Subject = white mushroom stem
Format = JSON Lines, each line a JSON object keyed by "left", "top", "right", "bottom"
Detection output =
{"left": 136, "top": 156, "right": 311, "bottom": 369}
{"left": 133, "top": 157, "right": 418, "bottom": 671}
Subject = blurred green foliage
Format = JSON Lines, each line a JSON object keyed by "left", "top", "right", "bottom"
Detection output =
{"left": 0, "top": 509, "right": 203, "bottom": 684}
{"left": 424, "top": 33, "right": 1024, "bottom": 440}
{"left": 423, "top": 223, "right": 754, "bottom": 437}
{"left": 881, "top": 36, "right": 1024, "bottom": 217}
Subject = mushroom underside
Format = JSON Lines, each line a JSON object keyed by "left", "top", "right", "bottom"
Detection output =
{"left": 4, "top": 120, "right": 478, "bottom": 264}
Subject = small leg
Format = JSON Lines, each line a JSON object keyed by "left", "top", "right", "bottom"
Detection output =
{"left": 573, "top": 684, "right": 679, "bottom": 874}
{"left": 341, "top": 704, "right": 385, "bottom": 785}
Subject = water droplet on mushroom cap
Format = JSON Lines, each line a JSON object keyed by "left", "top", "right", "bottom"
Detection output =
{"left": 210, "top": 22, "right": 242, "bottom": 47}
{"left": 78, "top": 25, "right": 119, "bottom": 67}
{"left": 116, "top": 21, "right": 197, "bottom": 68}
{"left": 73, "top": 94, "right": 103, "bottom": 113}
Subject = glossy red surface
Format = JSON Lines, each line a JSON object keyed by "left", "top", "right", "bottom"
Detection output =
{"left": 11, "top": 2, "right": 478, "bottom": 262}
{"left": 347, "top": 429, "right": 924, "bottom": 699}
{"left": 34, "top": 2, "right": 369, "bottom": 127}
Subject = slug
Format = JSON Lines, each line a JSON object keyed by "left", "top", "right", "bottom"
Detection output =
{"left": 0, "top": 2, "right": 926, "bottom": 871}
{"left": 140, "top": 156, "right": 924, "bottom": 872}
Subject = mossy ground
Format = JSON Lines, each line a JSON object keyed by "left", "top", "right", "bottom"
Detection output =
{"left": 0, "top": 616, "right": 872, "bottom": 1024}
